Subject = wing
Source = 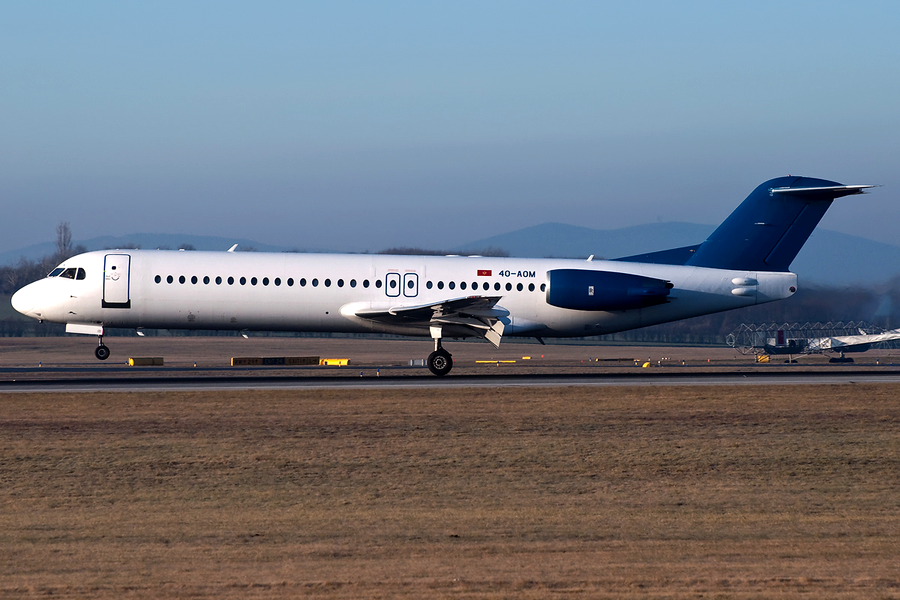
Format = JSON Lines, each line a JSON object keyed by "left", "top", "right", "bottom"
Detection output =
{"left": 348, "top": 295, "right": 508, "bottom": 347}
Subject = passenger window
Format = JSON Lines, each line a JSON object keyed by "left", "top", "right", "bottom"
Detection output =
{"left": 263, "top": 277, "right": 269, "bottom": 286}
{"left": 505, "top": 283, "right": 512, "bottom": 291}
{"left": 312, "top": 278, "right": 319, "bottom": 287}
{"left": 179, "top": 276, "right": 186, "bottom": 284}
{"left": 437, "top": 281, "right": 444, "bottom": 290}
{"left": 449, "top": 281, "right": 455, "bottom": 290}
{"left": 155, "top": 275, "right": 161, "bottom": 283}
{"left": 363, "top": 280, "right": 370, "bottom": 288}
{"left": 300, "top": 278, "right": 306, "bottom": 286}
{"left": 540, "top": 283, "right": 546, "bottom": 292}
{"left": 228, "top": 276, "right": 234, "bottom": 285}
{"left": 426, "top": 281, "right": 433, "bottom": 289}
{"left": 375, "top": 280, "right": 382, "bottom": 288}
{"left": 216, "top": 276, "right": 222, "bottom": 285}
{"left": 494, "top": 282, "right": 501, "bottom": 291}
{"left": 287, "top": 278, "right": 293, "bottom": 286}
{"left": 528, "top": 283, "right": 535, "bottom": 292}
{"left": 167, "top": 275, "right": 174, "bottom": 284}
{"left": 203, "top": 276, "right": 210, "bottom": 284}
{"left": 517, "top": 283, "right": 523, "bottom": 291}
{"left": 274, "top": 278, "right": 281, "bottom": 286}
{"left": 240, "top": 277, "right": 247, "bottom": 285}
{"left": 324, "top": 279, "right": 331, "bottom": 287}
{"left": 483, "top": 282, "right": 489, "bottom": 291}
{"left": 460, "top": 282, "right": 467, "bottom": 290}
{"left": 251, "top": 277, "right": 258, "bottom": 286}
{"left": 471, "top": 282, "right": 476, "bottom": 290}
{"left": 191, "top": 276, "right": 198, "bottom": 284}
{"left": 350, "top": 279, "right": 357, "bottom": 288}
{"left": 389, "top": 279, "right": 396, "bottom": 289}
{"left": 338, "top": 279, "right": 344, "bottom": 287}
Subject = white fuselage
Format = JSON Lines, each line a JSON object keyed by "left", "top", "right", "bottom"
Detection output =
{"left": 12, "top": 249, "right": 797, "bottom": 340}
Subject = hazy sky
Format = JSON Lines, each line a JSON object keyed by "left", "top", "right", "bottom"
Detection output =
{"left": 2, "top": 1, "right": 898, "bottom": 254}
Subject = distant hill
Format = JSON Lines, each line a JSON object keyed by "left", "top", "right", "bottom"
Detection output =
{"left": 452, "top": 223, "right": 900, "bottom": 286}
{"left": 454, "top": 222, "right": 713, "bottom": 260}
{"left": 0, "top": 233, "right": 323, "bottom": 265}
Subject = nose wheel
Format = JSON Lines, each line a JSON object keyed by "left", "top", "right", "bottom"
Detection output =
{"left": 95, "top": 337, "right": 111, "bottom": 361}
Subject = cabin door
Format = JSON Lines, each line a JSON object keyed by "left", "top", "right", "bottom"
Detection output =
{"left": 102, "top": 254, "right": 132, "bottom": 308}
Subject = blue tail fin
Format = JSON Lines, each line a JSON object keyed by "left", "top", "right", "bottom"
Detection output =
{"left": 685, "top": 176, "right": 872, "bottom": 272}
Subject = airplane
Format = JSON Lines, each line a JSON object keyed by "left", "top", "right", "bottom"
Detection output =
{"left": 730, "top": 325, "right": 900, "bottom": 359}
{"left": 11, "top": 176, "right": 875, "bottom": 376}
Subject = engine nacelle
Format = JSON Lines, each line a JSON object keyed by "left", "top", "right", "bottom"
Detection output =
{"left": 546, "top": 269, "right": 672, "bottom": 311}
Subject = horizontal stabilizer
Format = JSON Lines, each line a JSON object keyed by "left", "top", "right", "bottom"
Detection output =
{"left": 769, "top": 184, "right": 875, "bottom": 198}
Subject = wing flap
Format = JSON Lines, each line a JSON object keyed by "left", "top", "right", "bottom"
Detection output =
{"left": 348, "top": 295, "right": 508, "bottom": 347}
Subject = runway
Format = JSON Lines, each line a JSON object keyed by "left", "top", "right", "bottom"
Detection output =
{"left": 4, "top": 337, "right": 900, "bottom": 391}
{"left": 4, "top": 369, "right": 900, "bottom": 392}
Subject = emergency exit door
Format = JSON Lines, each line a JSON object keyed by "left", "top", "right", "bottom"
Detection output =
{"left": 102, "top": 254, "right": 131, "bottom": 308}
{"left": 403, "top": 273, "right": 418, "bottom": 297}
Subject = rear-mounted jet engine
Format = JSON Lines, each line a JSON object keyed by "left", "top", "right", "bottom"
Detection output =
{"left": 546, "top": 269, "right": 673, "bottom": 311}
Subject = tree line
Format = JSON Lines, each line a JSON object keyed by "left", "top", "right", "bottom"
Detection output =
{"left": 1, "top": 223, "right": 85, "bottom": 295}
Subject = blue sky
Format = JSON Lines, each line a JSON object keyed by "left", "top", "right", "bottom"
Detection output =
{"left": 2, "top": 1, "right": 898, "bottom": 254}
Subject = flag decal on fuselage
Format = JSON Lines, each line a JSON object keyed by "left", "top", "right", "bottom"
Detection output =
{"left": 477, "top": 269, "right": 491, "bottom": 276}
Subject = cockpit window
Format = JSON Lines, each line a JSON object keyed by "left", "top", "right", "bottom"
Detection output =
{"left": 56, "top": 267, "right": 86, "bottom": 280}
{"left": 49, "top": 267, "right": 65, "bottom": 277}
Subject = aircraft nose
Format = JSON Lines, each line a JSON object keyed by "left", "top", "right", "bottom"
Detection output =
{"left": 11, "top": 285, "right": 36, "bottom": 316}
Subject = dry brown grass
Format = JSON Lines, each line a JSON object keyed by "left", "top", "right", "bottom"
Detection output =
{"left": 1, "top": 385, "right": 899, "bottom": 598}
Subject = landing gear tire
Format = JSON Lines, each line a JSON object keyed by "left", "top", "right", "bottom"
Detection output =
{"left": 95, "top": 345, "right": 111, "bottom": 361}
{"left": 427, "top": 349, "right": 453, "bottom": 376}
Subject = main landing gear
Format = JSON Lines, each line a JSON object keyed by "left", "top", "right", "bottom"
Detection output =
{"left": 95, "top": 336, "right": 111, "bottom": 361}
{"left": 427, "top": 338, "right": 453, "bottom": 376}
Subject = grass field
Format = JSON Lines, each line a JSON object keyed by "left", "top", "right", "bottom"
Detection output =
{"left": 2, "top": 384, "right": 899, "bottom": 598}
